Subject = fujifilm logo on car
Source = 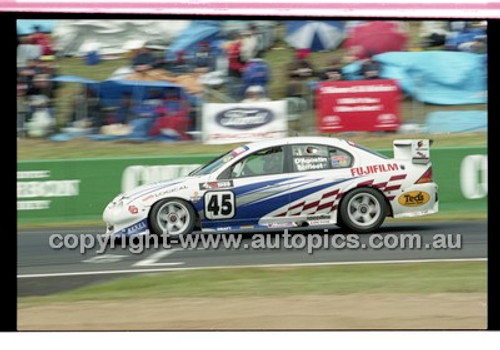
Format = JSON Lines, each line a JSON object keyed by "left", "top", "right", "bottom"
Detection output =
{"left": 216, "top": 108, "right": 274, "bottom": 130}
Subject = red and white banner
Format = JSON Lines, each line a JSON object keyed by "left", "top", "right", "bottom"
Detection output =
{"left": 317, "top": 79, "right": 401, "bottom": 133}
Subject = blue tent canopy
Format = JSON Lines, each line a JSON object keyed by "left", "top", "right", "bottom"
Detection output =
{"left": 17, "top": 20, "right": 56, "bottom": 36}
{"left": 98, "top": 80, "right": 186, "bottom": 106}
{"left": 51, "top": 75, "right": 187, "bottom": 106}
{"left": 285, "top": 21, "right": 345, "bottom": 52}
{"left": 166, "top": 20, "right": 221, "bottom": 59}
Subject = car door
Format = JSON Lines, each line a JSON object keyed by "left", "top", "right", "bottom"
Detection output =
{"left": 285, "top": 143, "right": 355, "bottom": 222}
{"left": 200, "top": 145, "right": 292, "bottom": 229}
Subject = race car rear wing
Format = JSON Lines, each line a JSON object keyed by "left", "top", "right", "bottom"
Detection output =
{"left": 393, "top": 139, "right": 433, "bottom": 164}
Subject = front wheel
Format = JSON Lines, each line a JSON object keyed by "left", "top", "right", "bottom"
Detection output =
{"left": 339, "top": 188, "right": 387, "bottom": 233}
{"left": 149, "top": 198, "right": 196, "bottom": 236}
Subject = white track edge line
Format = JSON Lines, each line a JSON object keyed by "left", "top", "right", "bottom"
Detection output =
{"left": 17, "top": 258, "right": 487, "bottom": 278}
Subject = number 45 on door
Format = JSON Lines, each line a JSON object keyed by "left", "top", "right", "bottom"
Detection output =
{"left": 204, "top": 191, "right": 235, "bottom": 220}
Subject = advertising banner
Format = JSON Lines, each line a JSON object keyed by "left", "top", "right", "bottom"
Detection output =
{"left": 17, "top": 155, "right": 212, "bottom": 224}
{"left": 202, "top": 101, "right": 288, "bottom": 144}
{"left": 317, "top": 79, "right": 401, "bottom": 133}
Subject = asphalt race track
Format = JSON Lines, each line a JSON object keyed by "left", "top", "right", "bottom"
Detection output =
{"left": 18, "top": 221, "right": 487, "bottom": 296}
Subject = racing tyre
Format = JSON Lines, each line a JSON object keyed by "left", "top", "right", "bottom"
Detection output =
{"left": 339, "top": 188, "right": 387, "bottom": 233}
{"left": 335, "top": 215, "right": 346, "bottom": 230}
{"left": 149, "top": 198, "right": 196, "bottom": 236}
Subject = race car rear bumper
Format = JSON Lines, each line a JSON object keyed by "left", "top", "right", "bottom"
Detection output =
{"left": 391, "top": 182, "right": 439, "bottom": 218}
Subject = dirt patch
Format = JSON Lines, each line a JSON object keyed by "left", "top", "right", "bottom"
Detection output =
{"left": 18, "top": 293, "right": 486, "bottom": 330}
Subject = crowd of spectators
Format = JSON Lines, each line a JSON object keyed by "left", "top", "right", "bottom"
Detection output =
{"left": 421, "top": 21, "right": 487, "bottom": 54}
{"left": 17, "top": 26, "right": 58, "bottom": 137}
{"left": 16, "top": 20, "right": 487, "bottom": 141}
{"left": 88, "top": 25, "right": 270, "bottom": 140}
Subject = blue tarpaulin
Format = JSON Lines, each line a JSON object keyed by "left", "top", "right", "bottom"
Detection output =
{"left": 166, "top": 20, "right": 221, "bottom": 59}
{"left": 52, "top": 75, "right": 186, "bottom": 105}
{"left": 342, "top": 51, "right": 487, "bottom": 105}
{"left": 425, "top": 111, "right": 487, "bottom": 133}
{"left": 97, "top": 80, "right": 185, "bottom": 106}
{"left": 17, "top": 20, "right": 56, "bottom": 35}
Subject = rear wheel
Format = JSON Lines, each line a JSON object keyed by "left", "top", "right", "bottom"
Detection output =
{"left": 149, "top": 198, "right": 196, "bottom": 236}
{"left": 339, "top": 188, "right": 387, "bottom": 233}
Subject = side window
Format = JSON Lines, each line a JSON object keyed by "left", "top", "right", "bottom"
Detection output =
{"left": 292, "top": 145, "right": 330, "bottom": 172}
{"left": 328, "top": 147, "right": 353, "bottom": 169}
{"left": 230, "top": 146, "right": 284, "bottom": 178}
{"left": 291, "top": 144, "right": 354, "bottom": 172}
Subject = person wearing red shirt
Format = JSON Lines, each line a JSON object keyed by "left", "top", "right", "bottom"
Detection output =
{"left": 227, "top": 32, "right": 246, "bottom": 78}
{"left": 30, "top": 26, "right": 53, "bottom": 56}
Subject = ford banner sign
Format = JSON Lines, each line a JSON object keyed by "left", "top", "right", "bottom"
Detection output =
{"left": 215, "top": 108, "right": 274, "bottom": 130}
{"left": 203, "top": 101, "right": 288, "bottom": 144}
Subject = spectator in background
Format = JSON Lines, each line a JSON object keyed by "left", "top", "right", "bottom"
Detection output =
{"left": 361, "top": 56, "right": 381, "bottom": 80}
{"left": 227, "top": 32, "right": 246, "bottom": 78}
{"left": 30, "top": 25, "right": 54, "bottom": 56}
{"left": 150, "top": 88, "right": 191, "bottom": 141}
{"left": 241, "top": 52, "right": 270, "bottom": 97}
{"left": 319, "top": 58, "right": 344, "bottom": 81}
{"left": 193, "top": 41, "right": 217, "bottom": 73}
{"left": 17, "top": 83, "right": 29, "bottom": 138}
{"left": 126, "top": 92, "right": 161, "bottom": 139}
{"left": 19, "top": 59, "right": 42, "bottom": 89}
{"left": 286, "top": 48, "right": 316, "bottom": 98}
{"left": 226, "top": 32, "right": 246, "bottom": 100}
{"left": 241, "top": 85, "right": 271, "bottom": 103}
{"left": 24, "top": 72, "right": 57, "bottom": 138}
{"left": 25, "top": 95, "right": 55, "bottom": 137}
{"left": 114, "top": 92, "right": 135, "bottom": 124}
{"left": 38, "top": 55, "right": 58, "bottom": 76}
{"left": 26, "top": 74, "right": 55, "bottom": 109}
{"left": 240, "top": 25, "right": 259, "bottom": 63}
{"left": 173, "top": 50, "right": 189, "bottom": 74}
{"left": 17, "top": 36, "right": 42, "bottom": 68}
{"left": 132, "top": 45, "right": 157, "bottom": 73}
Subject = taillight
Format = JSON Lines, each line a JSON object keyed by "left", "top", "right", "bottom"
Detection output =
{"left": 415, "top": 167, "right": 433, "bottom": 184}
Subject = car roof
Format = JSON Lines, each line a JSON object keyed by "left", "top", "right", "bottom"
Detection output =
{"left": 244, "top": 136, "right": 351, "bottom": 151}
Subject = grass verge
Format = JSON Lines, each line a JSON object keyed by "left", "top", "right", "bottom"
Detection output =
{"left": 17, "top": 132, "right": 486, "bottom": 160}
{"left": 19, "top": 261, "right": 486, "bottom": 306}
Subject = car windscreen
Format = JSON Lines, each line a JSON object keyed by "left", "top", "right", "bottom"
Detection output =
{"left": 189, "top": 145, "right": 250, "bottom": 176}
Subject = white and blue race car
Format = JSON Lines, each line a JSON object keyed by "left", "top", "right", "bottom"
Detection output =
{"left": 103, "top": 137, "right": 438, "bottom": 236}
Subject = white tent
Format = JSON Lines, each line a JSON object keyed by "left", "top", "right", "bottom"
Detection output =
{"left": 53, "top": 20, "right": 190, "bottom": 56}
{"left": 285, "top": 21, "right": 345, "bottom": 52}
